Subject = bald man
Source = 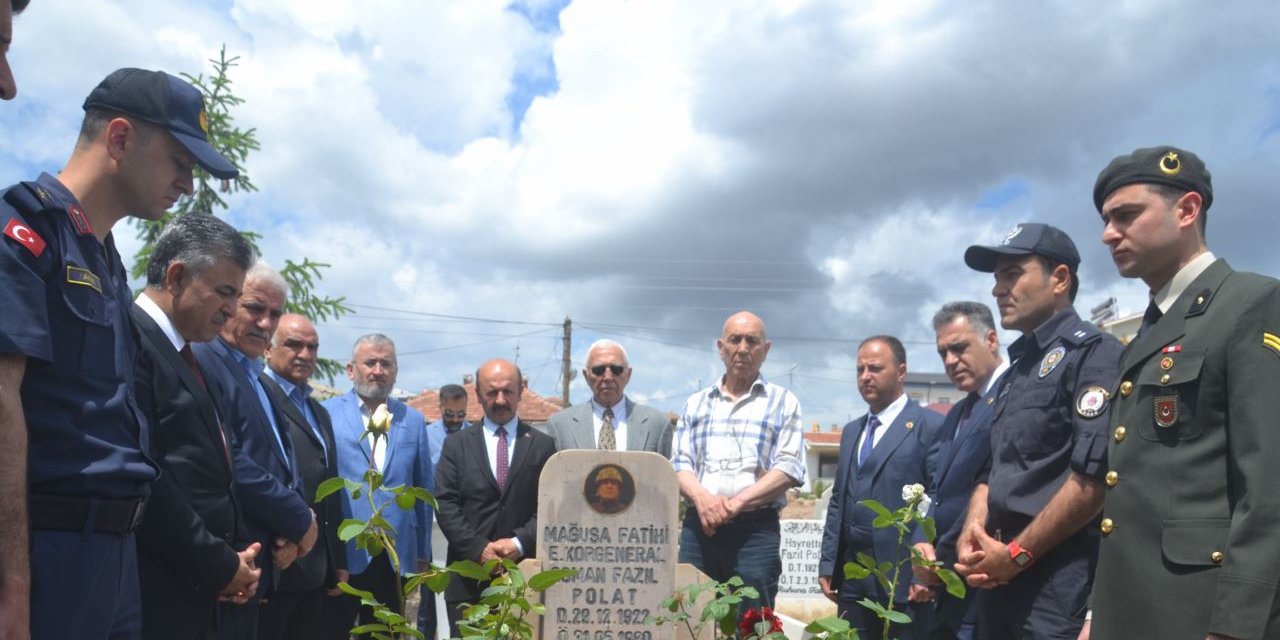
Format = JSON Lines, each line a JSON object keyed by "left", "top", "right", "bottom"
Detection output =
{"left": 672, "top": 312, "right": 807, "bottom": 610}
{"left": 434, "top": 359, "right": 557, "bottom": 637}
{"left": 258, "top": 315, "right": 346, "bottom": 640}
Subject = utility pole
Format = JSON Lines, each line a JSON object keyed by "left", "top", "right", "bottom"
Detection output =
{"left": 561, "top": 316, "right": 573, "bottom": 406}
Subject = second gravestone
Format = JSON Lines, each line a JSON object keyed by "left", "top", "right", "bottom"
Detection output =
{"left": 538, "top": 450, "right": 678, "bottom": 640}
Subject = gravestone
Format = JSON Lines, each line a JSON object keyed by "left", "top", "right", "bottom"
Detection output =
{"left": 777, "top": 519, "right": 824, "bottom": 599}
{"left": 538, "top": 450, "right": 679, "bottom": 640}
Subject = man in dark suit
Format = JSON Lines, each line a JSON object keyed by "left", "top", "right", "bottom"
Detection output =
{"left": 131, "top": 214, "right": 262, "bottom": 640}
{"left": 194, "top": 263, "right": 319, "bottom": 640}
{"left": 257, "top": 314, "right": 346, "bottom": 640}
{"left": 546, "top": 339, "right": 673, "bottom": 457}
{"left": 819, "top": 335, "right": 942, "bottom": 640}
{"left": 912, "top": 302, "right": 1008, "bottom": 640}
{"left": 1086, "top": 147, "right": 1280, "bottom": 640}
{"left": 417, "top": 383, "right": 470, "bottom": 638}
{"left": 435, "top": 358, "right": 557, "bottom": 637}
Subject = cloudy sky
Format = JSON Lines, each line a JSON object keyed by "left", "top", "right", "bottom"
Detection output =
{"left": 5, "top": 0, "right": 1278, "bottom": 427}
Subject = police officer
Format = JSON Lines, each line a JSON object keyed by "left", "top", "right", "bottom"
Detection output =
{"left": 0, "top": 68, "right": 239, "bottom": 639}
{"left": 1, "top": 0, "right": 30, "bottom": 101}
{"left": 953, "top": 223, "right": 1123, "bottom": 640}
{"left": 1083, "top": 147, "right": 1280, "bottom": 640}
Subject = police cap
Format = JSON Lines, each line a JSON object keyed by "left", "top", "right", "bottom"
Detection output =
{"left": 1093, "top": 145, "right": 1212, "bottom": 212}
{"left": 83, "top": 68, "right": 239, "bottom": 180}
{"left": 964, "top": 223, "right": 1080, "bottom": 273}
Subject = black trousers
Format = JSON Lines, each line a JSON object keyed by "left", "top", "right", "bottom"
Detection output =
{"left": 321, "top": 554, "right": 403, "bottom": 640}
{"left": 257, "top": 586, "right": 329, "bottom": 640}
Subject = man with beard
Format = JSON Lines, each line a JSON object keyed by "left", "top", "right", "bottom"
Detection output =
{"left": 416, "top": 383, "right": 469, "bottom": 638}
{"left": 321, "top": 334, "right": 433, "bottom": 639}
{"left": 132, "top": 214, "right": 261, "bottom": 640}
{"left": 258, "top": 314, "right": 346, "bottom": 640}
{"left": 194, "top": 262, "right": 319, "bottom": 639}
{"left": 434, "top": 359, "right": 557, "bottom": 637}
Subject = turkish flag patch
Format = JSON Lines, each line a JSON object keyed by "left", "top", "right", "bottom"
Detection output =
{"left": 4, "top": 218, "right": 46, "bottom": 257}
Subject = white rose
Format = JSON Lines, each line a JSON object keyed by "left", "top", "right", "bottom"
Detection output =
{"left": 901, "top": 483, "right": 925, "bottom": 502}
{"left": 368, "top": 403, "right": 392, "bottom": 436}
{"left": 916, "top": 493, "right": 932, "bottom": 519}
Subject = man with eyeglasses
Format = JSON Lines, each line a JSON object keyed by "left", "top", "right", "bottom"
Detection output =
{"left": 321, "top": 334, "right": 432, "bottom": 640}
{"left": 547, "top": 339, "right": 673, "bottom": 457}
{"left": 671, "top": 311, "right": 807, "bottom": 611}
{"left": 415, "top": 383, "right": 469, "bottom": 638}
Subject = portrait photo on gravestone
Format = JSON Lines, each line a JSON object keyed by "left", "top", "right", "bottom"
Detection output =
{"left": 584, "top": 463, "right": 636, "bottom": 515}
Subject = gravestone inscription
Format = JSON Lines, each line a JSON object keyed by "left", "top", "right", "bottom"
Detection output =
{"left": 538, "top": 450, "right": 678, "bottom": 640}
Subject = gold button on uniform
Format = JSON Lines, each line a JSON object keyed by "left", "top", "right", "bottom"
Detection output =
{"left": 1105, "top": 471, "right": 1119, "bottom": 487}
{"left": 1160, "top": 374, "right": 1171, "bottom": 385}
{"left": 1101, "top": 518, "right": 1114, "bottom": 534}
{"left": 1120, "top": 381, "right": 1133, "bottom": 397}
{"left": 1211, "top": 551, "right": 1224, "bottom": 564}
{"left": 1114, "top": 426, "right": 1127, "bottom": 442}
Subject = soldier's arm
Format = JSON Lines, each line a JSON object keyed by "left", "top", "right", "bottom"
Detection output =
{"left": 0, "top": 354, "right": 29, "bottom": 638}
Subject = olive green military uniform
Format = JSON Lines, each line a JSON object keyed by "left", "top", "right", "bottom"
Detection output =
{"left": 1091, "top": 259, "right": 1280, "bottom": 640}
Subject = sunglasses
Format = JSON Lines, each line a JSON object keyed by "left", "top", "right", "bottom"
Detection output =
{"left": 590, "top": 364, "right": 627, "bottom": 377}
{"left": 442, "top": 410, "right": 467, "bottom": 419}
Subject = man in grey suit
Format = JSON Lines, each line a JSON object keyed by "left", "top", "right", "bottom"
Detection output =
{"left": 546, "top": 339, "right": 673, "bottom": 457}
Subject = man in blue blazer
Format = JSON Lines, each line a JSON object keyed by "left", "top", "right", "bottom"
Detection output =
{"left": 321, "top": 334, "right": 433, "bottom": 639}
{"left": 819, "top": 335, "right": 942, "bottom": 640}
{"left": 194, "top": 262, "right": 319, "bottom": 640}
{"left": 913, "top": 302, "right": 1008, "bottom": 640}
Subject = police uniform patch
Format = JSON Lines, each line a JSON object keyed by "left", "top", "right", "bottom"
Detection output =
{"left": 68, "top": 205, "right": 94, "bottom": 236}
{"left": 1039, "top": 346, "right": 1066, "bottom": 378}
{"left": 4, "top": 218, "right": 47, "bottom": 257}
{"left": 1155, "top": 395, "right": 1178, "bottom": 428}
{"left": 1264, "top": 332, "right": 1280, "bottom": 357}
{"left": 66, "top": 265, "right": 102, "bottom": 293}
{"left": 1076, "top": 386, "right": 1109, "bottom": 418}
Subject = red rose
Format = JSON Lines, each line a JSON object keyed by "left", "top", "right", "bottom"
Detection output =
{"left": 738, "top": 607, "right": 783, "bottom": 638}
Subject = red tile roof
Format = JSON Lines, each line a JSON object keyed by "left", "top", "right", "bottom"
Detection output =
{"left": 407, "top": 383, "right": 566, "bottom": 424}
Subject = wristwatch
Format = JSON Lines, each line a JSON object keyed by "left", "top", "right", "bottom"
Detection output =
{"left": 1008, "top": 540, "right": 1034, "bottom": 567}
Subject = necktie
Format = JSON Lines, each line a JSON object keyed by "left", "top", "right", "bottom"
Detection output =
{"left": 598, "top": 408, "right": 616, "bottom": 450}
{"left": 180, "top": 344, "right": 205, "bottom": 388}
{"left": 858, "top": 416, "right": 881, "bottom": 467}
{"left": 181, "top": 344, "right": 230, "bottom": 463}
{"left": 954, "top": 392, "right": 980, "bottom": 440}
{"left": 1137, "top": 301, "right": 1163, "bottom": 339}
{"left": 495, "top": 426, "right": 509, "bottom": 491}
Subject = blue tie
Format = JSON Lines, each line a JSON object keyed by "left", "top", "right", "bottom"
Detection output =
{"left": 858, "top": 416, "right": 881, "bottom": 467}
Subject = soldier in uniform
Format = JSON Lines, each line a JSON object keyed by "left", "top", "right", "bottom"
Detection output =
{"left": 0, "top": 68, "right": 238, "bottom": 638}
{"left": 953, "top": 223, "right": 1124, "bottom": 640}
{"left": 1083, "top": 147, "right": 1280, "bottom": 640}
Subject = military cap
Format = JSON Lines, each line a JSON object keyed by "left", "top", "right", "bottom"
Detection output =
{"left": 596, "top": 466, "right": 623, "bottom": 483}
{"left": 964, "top": 222, "right": 1080, "bottom": 273}
{"left": 83, "top": 68, "right": 239, "bottom": 180}
{"left": 1093, "top": 145, "right": 1212, "bottom": 212}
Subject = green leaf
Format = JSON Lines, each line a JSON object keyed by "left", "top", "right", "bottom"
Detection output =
{"left": 395, "top": 493, "right": 415, "bottom": 511}
{"left": 337, "top": 581, "right": 375, "bottom": 601}
{"left": 855, "top": 552, "right": 878, "bottom": 569}
{"left": 425, "top": 570, "right": 452, "bottom": 594}
{"left": 872, "top": 513, "right": 896, "bottom": 528}
{"left": 844, "top": 563, "right": 871, "bottom": 580}
{"left": 920, "top": 517, "right": 937, "bottom": 543}
{"left": 528, "top": 568, "right": 577, "bottom": 592}
{"left": 448, "top": 560, "right": 493, "bottom": 582}
{"left": 349, "top": 623, "right": 388, "bottom": 634}
{"left": 937, "top": 568, "right": 967, "bottom": 599}
{"left": 337, "top": 519, "right": 368, "bottom": 542}
{"left": 806, "top": 616, "right": 852, "bottom": 634}
{"left": 859, "top": 499, "right": 893, "bottom": 521}
{"left": 313, "top": 476, "right": 347, "bottom": 502}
